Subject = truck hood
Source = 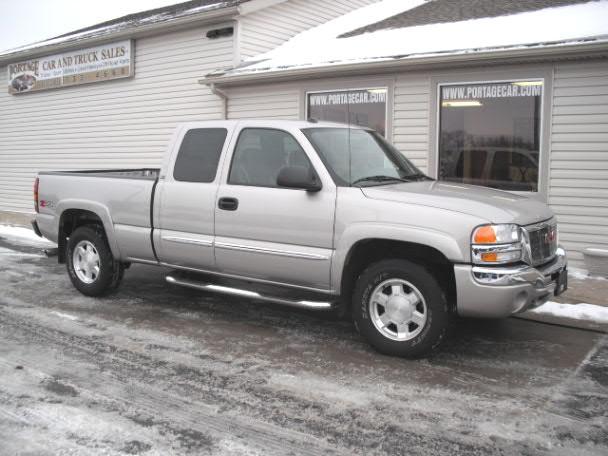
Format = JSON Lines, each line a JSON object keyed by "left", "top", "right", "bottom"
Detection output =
{"left": 361, "top": 181, "right": 553, "bottom": 226}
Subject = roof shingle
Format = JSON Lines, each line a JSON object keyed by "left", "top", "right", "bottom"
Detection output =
{"left": 50, "top": 0, "right": 249, "bottom": 40}
{"left": 341, "top": 0, "right": 594, "bottom": 38}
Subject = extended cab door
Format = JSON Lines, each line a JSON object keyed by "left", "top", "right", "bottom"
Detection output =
{"left": 214, "top": 124, "right": 337, "bottom": 291}
{"left": 154, "top": 122, "right": 234, "bottom": 270}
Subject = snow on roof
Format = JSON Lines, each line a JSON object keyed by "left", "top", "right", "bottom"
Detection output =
{"left": 341, "top": 0, "right": 594, "bottom": 37}
{"left": 207, "top": 0, "right": 608, "bottom": 80}
{"left": 1, "top": 0, "right": 248, "bottom": 59}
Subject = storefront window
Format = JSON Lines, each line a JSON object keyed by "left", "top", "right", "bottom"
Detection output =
{"left": 307, "top": 88, "right": 387, "bottom": 136}
{"left": 438, "top": 81, "right": 542, "bottom": 192}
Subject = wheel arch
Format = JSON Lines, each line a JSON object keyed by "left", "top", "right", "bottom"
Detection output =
{"left": 56, "top": 201, "right": 120, "bottom": 263}
{"left": 337, "top": 237, "right": 458, "bottom": 314}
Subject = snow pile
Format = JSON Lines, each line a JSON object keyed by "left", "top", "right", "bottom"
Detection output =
{"left": 225, "top": 0, "right": 608, "bottom": 77}
{"left": 0, "top": 225, "right": 56, "bottom": 248}
{"left": 528, "top": 301, "right": 608, "bottom": 324}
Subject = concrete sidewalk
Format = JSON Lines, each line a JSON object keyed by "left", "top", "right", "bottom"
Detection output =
{"left": 556, "top": 275, "right": 608, "bottom": 307}
{"left": 517, "top": 274, "right": 608, "bottom": 333}
{"left": 0, "top": 211, "right": 30, "bottom": 227}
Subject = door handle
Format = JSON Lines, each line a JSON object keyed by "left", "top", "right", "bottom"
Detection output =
{"left": 218, "top": 197, "right": 239, "bottom": 211}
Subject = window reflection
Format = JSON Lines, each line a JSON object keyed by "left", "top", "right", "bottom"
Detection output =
{"left": 439, "top": 81, "right": 542, "bottom": 192}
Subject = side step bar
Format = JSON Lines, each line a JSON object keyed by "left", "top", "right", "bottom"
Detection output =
{"left": 166, "top": 275, "right": 335, "bottom": 311}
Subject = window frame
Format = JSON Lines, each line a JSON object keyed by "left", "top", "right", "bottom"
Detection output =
{"left": 226, "top": 127, "right": 321, "bottom": 190}
{"left": 430, "top": 70, "right": 552, "bottom": 200}
{"left": 172, "top": 127, "right": 228, "bottom": 183}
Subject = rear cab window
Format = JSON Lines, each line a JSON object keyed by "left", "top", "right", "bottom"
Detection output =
{"left": 173, "top": 128, "right": 228, "bottom": 182}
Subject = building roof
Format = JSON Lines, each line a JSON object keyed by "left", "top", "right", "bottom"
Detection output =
{"left": 1, "top": 0, "right": 250, "bottom": 62}
{"left": 204, "top": 0, "right": 608, "bottom": 84}
{"left": 53, "top": 0, "right": 249, "bottom": 41}
{"left": 341, "top": 0, "right": 593, "bottom": 37}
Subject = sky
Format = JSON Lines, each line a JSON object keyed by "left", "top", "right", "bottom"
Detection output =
{"left": 0, "top": 0, "right": 184, "bottom": 53}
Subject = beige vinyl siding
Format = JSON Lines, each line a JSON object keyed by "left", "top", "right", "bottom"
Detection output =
{"left": 226, "top": 72, "right": 433, "bottom": 169}
{"left": 549, "top": 60, "right": 608, "bottom": 268}
{"left": 227, "top": 83, "right": 300, "bottom": 119}
{"left": 392, "top": 74, "right": 431, "bottom": 172}
{"left": 0, "top": 25, "right": 233, "bottom": 213}
{"left": 238, "top": 0, "right": 379, "bottom": 60}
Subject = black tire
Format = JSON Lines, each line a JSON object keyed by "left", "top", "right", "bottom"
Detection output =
{"left": 352, "top": 259, "right": 449, "bottom": 358}
{"left": 66, "top": 225, "right": 124, "bottom": 297}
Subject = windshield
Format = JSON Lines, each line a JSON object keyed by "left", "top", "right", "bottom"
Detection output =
{"left": 302, "top": 127, "right": 428, "bottom": 186}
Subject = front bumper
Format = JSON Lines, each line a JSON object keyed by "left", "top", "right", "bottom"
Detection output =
{"left": 454, "top": 248, "right": 567, "bottom": 318}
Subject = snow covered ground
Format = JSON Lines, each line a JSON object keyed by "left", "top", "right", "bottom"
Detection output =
{"left": 529, "top": 302, "right": 608, "bottom": 325}
{"left": 0, "top": 224, "right": 56, "bottom": 248}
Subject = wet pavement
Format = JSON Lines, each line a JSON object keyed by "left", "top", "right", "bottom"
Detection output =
{"left": 0, "top": 236, "right": 607, "bottom": 455}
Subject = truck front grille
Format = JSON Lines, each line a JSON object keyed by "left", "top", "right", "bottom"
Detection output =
{"left": 526, "top": 221, "right": 558, "bottom": 266}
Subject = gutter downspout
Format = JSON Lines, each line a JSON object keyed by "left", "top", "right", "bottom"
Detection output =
{"left": 209, "top": 83, "right": 228, "bottom": 120}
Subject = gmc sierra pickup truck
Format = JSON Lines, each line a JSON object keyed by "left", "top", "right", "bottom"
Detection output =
{"left": 33, "top": 120, "right": 568, "bottom": 357}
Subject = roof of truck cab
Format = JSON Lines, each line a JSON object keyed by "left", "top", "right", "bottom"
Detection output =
{"left": 236, "top": 119, "right": 370, "bottom": 129}
{"left": 178, "top": 119, "right": 371, "bottom": 129}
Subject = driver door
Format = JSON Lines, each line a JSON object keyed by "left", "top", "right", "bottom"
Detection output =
{"left": 214, "top": 125, "right": 336, "bottom": 291}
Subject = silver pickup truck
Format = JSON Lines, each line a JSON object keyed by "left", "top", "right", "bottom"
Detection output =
{"left": 33, "top": 120, "right": 568, "bottom": 357}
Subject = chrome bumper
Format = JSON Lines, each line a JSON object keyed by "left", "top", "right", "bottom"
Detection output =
{"left": 454, "top": 248, "right": 567, "bottom": 318}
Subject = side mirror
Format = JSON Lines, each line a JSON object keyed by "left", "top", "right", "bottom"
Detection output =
{"left": 277, "top": 166, "right": 322, "bottom": 192}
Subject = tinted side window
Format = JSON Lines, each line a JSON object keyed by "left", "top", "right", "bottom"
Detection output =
{"left": 173, "top": 128, "right": 227, "bottom": 182}
{"left": 228, "top": 128, "right": 312, "bottom": 187}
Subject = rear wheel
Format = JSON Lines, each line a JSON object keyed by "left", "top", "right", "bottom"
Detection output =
{"left": 66, "top": 226, "right": 124, "bottom": 296}
{"left": 352, "top": 259, "right": 449, "bottom": 358}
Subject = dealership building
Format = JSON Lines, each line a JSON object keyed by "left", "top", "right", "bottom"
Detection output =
{"left": 1, "top": 0, "right": 608, "bottom": 271}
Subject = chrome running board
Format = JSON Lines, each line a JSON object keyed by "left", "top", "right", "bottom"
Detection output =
{"left": 166, "top": 274, "right": 335, "bottom": 311}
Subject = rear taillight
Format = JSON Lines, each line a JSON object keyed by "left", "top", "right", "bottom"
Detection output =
{"left": 34, "top": 177, "right": 39, "bottom": 213}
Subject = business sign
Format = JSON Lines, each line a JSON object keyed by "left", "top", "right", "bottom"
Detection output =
{"left": 307, "top": 88, "right": 388, "bottom": 136}
{"left": 442, "top": 81, "right": 542, "bottom": 101}
{"left": 308, "top": 89, "right": 387, "bottom": 107}
{"left": 7, "top": 40, "right": 133, "bottom": 94}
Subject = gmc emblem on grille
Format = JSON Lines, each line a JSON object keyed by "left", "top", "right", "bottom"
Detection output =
{"left": 545, "top": 227, "right": 556, "bottom": 244}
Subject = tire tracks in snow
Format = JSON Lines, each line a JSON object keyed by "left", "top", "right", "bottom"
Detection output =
{"left": 0, "top": 303, "right": 516, "bottom": 456}
{"left": 0, "top": 308, "right": 349, "bottom": 456}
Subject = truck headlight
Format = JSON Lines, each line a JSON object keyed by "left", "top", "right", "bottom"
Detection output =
{"left": 471, "top": 224, "right": 523, "bottom": 264}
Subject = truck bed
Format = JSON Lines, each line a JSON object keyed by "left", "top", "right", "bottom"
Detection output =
{"left": 39, "top": 168, "right": 160, "bottom": 180}
{"left": 36, "top": 168, "right": 159, "bottom": 260}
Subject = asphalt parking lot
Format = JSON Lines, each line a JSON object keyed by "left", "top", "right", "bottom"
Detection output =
{"left": 0, "top": 235, "right": 606, "bottom": 456}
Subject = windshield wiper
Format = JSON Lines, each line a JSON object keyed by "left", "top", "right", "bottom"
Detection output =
{"left": 352, "top": 175, "right": 409, "bottom": 186}
{"left": 403, "top": 172, "right": 433, "bottom": 181}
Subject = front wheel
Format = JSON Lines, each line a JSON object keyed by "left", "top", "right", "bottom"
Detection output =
{"left": 66, "top": 226, "right": 124, "bottom": 296}
{"left": 352, "top": 259, "right": 449, "bottom": 358}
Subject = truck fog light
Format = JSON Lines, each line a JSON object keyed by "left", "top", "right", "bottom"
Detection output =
{"left": 473, "top": 271, "right": 503, "bottom": 284}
